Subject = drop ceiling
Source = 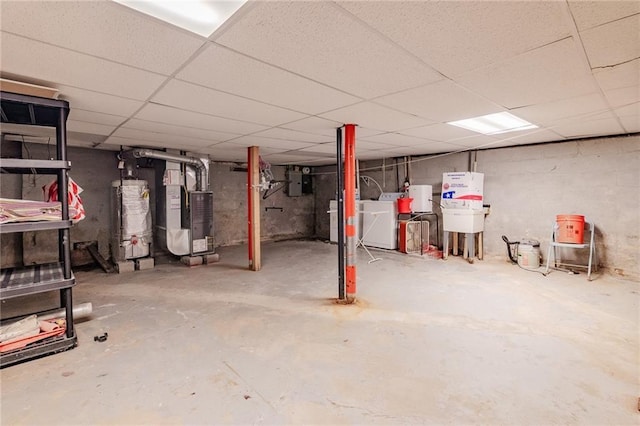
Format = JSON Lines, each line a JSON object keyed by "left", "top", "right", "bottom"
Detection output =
{"left": 1, "top": 0, "right": 638, "bottom": 165}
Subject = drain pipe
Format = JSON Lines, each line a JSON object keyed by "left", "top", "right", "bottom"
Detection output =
{"left": 132, "top": 148, "right": 209, "bottom": 190}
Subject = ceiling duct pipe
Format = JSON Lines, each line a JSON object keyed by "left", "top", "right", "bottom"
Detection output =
{"left": 132, "top": 148, "right": 209, "bottom": 191}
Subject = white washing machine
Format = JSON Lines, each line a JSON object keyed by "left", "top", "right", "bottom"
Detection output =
{"left": 361, "top": 200, "right": 398, "bottom": 250}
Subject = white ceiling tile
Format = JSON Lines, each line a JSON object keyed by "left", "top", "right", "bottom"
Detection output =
{"left": 604, "top": 86, "right": 640, "bottom": 108}
{"left": 252, "top": 128, "right": 334, "bottom": 144}
{"left": 0, "top": 33, "right": 166, "bottom": 100}
{"left": 319, "top": 102, "right": 434, "bottom": 132}
{"left": 581, "top": 15, "right": 640, "bottom": 68}
{"left": 489, "top": 129, "right": 565, "bottom": 146}
{"left": 614, "top": 102, "right": 640, "bottom": 133}
{"left": 355, "top": 151, "right": 391, "bottom": 161}
{"left": 111, "top": 128, "right": 218, "bottom": 148}
{"left": 614, "top": 102, "right": 640, "bottom": 118}
{"left": 68, "top": 109, "right": 127, "bottom": 127}
{"left": 359, "top": 133, "right": 433, "bottom": 147}
{"left": 205, "top": 143, "right": 284, "bottom": 159}
{"left": 134, "top": 103, "right": 268, "bottom": 135}
{"left": 568, "top": 1, "right": 640, "bottom": 30}
{"left": 457, "top": 38, "right": 596, "bottom": 108}
{"left": 123, "top": 118, "right": 239, "bottom": 143}
{"left": 224, "top": 135, "right": 314, "bottom": 150}
{"left": 448, "top": 134, "right": 500, "bottom": 149}
{"left": 177, "top": 43, "right": 360, "bottom": 114}
{"left": 374, "top": 142, "right": 465, "bottom": 156}
{"left": 399, "top": 123, "right": 486, "bottom": 142}
{"left": 57, "top": 85, "right": 144, "bottom": 117}
{"left": 510, "top": 93, "right": 610, "bottom": 126}
{"left": 262, "top": 152, "right": 326, "bottom": 164}
{"left": 298, "top": 143, "right": 339, "bottom": 155}
{"left": 151, "top": 79, "right": 307, "bottom": 126}
{"left": 356, "top": 140, "right": 405, "bottom": 153}
{"left": 374, "top": 80, "right": 504, "bottom": 122}
{"left": 594, "top": 59, "right": 639, "bottom": 91}
{"left": 348, "top": 127, "right": 386, "bottom": 138}
{"left": 618, "top": 115, "right": 640, "bottom": 133}
{"left": 0, "top": 1, "right": 204, "bottom": 75}
{"left": 338, "top": 1, "right": 572, "bottom": 76}
{"left": 552, "top": 115, "right": 626, "bottom": 138}
{"left": 66, "top": 120, "right": 115, "bottom": 136}
{"left": 103, "top": 136, "right": 203, "bottom": 153}
{"left": 215, "top": 1, "right": 442, "bottom": 99}
{"left": 280, "top": 116, "right": 343, "bottom": 136}
{"left": 202, "top": 147, "right": 248, "bottom": 163}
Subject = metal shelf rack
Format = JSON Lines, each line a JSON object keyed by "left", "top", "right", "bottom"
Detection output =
{"left": 0, "top": 90, "right": 77, "bottom": 367}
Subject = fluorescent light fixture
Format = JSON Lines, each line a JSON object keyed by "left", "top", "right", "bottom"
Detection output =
{"left": 447, "top": 112, "right": 538, "bottom": 135}
{"left": 113, "top": 0, "right": 247, "bottom": 37}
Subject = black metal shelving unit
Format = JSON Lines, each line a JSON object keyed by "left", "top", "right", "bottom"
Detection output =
{"left": 0, "top": 90, "right": 77, "bottom": 367}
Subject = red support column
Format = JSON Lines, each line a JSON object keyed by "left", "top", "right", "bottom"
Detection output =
{"left": 344, "top": 124, "right": 357, "bottom": 303}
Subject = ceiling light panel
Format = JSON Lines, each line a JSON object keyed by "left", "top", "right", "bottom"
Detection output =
{"left": 113, "top": 0, "right": 247, "bottom": 37}
{"left": 448, "top": 112, "right": 538, "bottom": 135}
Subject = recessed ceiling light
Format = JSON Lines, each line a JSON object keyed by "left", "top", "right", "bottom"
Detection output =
{"left": 113, "top": 0, "right": 247, "bottom": 37}
{"left": 447, "top": 112, "right": 538, "bottom": 135}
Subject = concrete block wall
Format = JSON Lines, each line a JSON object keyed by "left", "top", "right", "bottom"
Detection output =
{"left": 315, "top": 135, "right": 638, "bottom": 280}
{"left": 2, "top": 144, "right": 316, "bottom": 267}
{"left": 211, "top": 162, "right": 315, "bottom": 247}
{"left": 17, "top": 143, "right": 133, "bottom": 266}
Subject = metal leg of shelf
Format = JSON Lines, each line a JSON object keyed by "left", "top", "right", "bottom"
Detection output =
{"left": 63, "top": 288, "right": 74, "bottom": 337}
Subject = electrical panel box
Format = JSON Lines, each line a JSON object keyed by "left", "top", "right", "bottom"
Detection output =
{"left": 287, "top": 171, "right": 302, "bottom": 196}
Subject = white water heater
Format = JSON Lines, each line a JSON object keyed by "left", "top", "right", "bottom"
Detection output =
{"left": 408, "top": 185, "right": 433, "bottom": 213}
{"left": 110, "top": 180, "right": 152, "bottom": 261}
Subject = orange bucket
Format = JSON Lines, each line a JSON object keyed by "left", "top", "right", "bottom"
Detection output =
{"left": 397, "top": 197, "right": 413, "bottom": 214}
{"left": 556, "top": 214, "right": 585, "bottom": 244}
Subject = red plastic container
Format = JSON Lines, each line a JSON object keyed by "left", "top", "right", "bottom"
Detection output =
{"left": 556, "top": 214, "right": 585, "bottom": 244}
{"left": 397, "top": 197, "right": 413, "bottom": 214}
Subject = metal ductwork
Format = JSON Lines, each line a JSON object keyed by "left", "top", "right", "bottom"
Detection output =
{"left": 132, "top": 148, "right": 209, "bottom": 191}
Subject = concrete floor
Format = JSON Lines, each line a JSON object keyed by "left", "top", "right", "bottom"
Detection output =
{"left": 1, "top": 240, "right": 638, "bottom": 425}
